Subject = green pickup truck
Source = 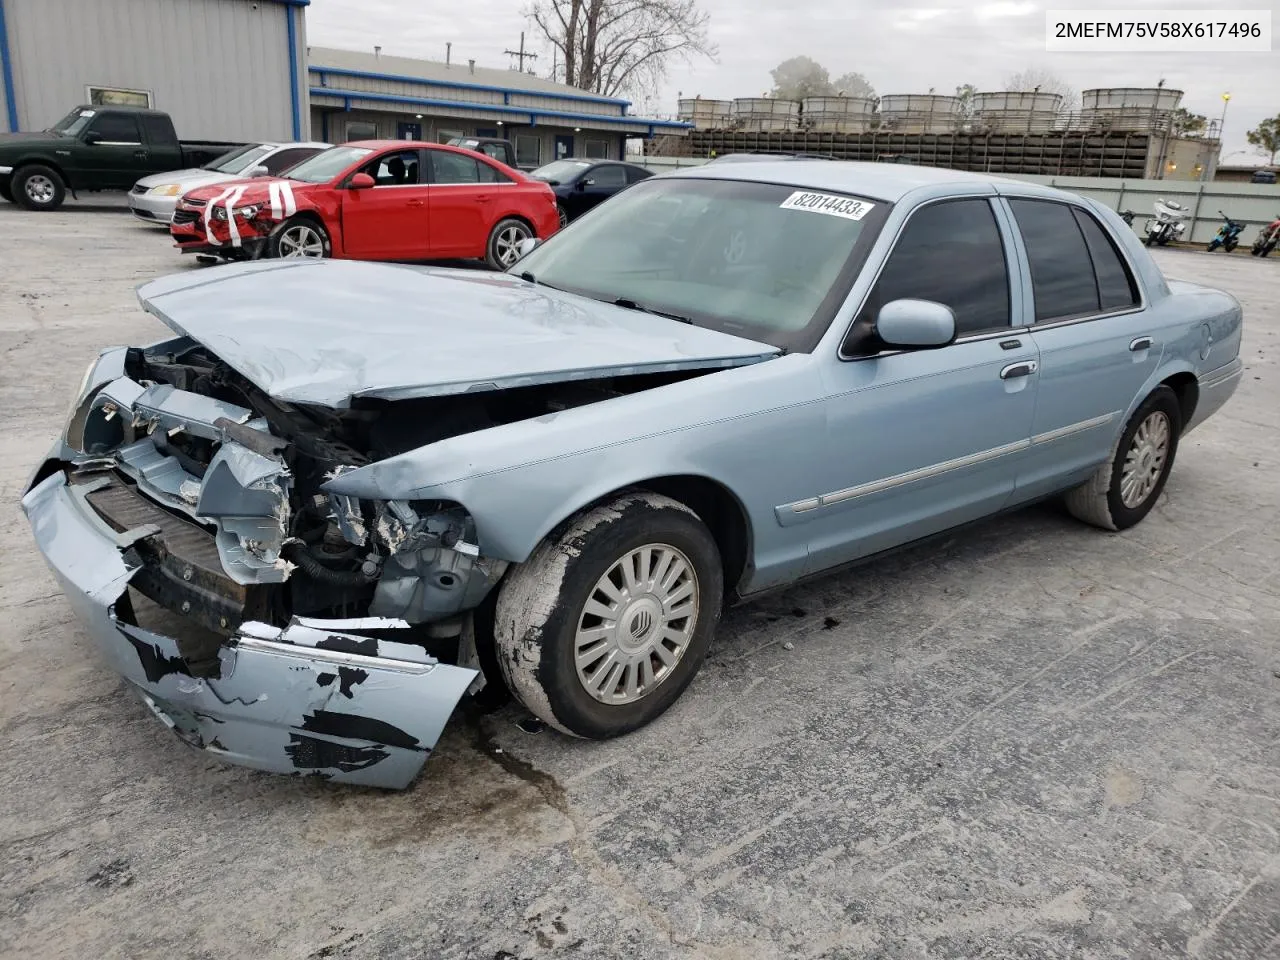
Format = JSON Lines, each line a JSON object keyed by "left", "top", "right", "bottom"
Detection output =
{"left": 0, "top": 105, "right": 245, "bottom": 211}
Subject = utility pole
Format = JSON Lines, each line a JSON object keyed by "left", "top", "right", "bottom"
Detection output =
{"left": 504, "top": 32, "right": 539, "bottom": 72}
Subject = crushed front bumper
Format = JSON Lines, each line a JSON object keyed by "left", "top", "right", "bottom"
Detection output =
{"left": 22, "top": 470, "right": 477, "bottom": 788}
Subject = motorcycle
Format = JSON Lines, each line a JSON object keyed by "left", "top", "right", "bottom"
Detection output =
{"left": 1251, "top": 215, "right": 1280, "bottom": 257}
{"left": 1143, "top": 198, "right": 1188, "bottom": 246}
{"left": 1119, "top": 209, "right": 1137, "bottom": 226}
{"left": 1206, "top": 211, "right": 1245, "bottom": 253}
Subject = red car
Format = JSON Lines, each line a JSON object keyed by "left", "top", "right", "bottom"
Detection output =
{"left": 169, "top": 141, "right": 560, "bottom": 270}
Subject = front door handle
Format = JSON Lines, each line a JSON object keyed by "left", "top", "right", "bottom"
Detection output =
{"left": 1129, "top": 336, "right": 1154, "bottom": 352}
{"left": 407, "top": 199, "right": 424, "bottom": 208}
{"left": 1000, "top": 360, "right": 1038, "bottom": 380}
{"left": 474, "top": 194, "right": 493, "bottom": 202}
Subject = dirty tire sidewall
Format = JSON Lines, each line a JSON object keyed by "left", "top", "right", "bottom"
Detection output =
{"left": 494, "top": 493, "right": 723, "bottom": 739}
{"left": 14, "top": 165, "right": 66, "bottom": 211}
{"left": 1066, "top": 387, "right": 1181, "bottom": 531}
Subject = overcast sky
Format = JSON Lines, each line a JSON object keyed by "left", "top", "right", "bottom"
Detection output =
{"left": 306, "top": 0, "right": 1278, "bottom": 160}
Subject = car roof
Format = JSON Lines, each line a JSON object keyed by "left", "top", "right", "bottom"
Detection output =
{"left": 261, "top": 141, "right": 331, "bottom": 150}
{"left": 661, "top": 159, "right": 1054, "bottom": 203}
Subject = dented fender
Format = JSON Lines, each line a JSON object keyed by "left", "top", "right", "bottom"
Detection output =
{"left": 22, "top": 471, "right": 476, "bottom": 788}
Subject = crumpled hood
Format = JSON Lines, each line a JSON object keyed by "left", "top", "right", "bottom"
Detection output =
{"left": 137, "top": 259, "right": 781, "bottom": 408}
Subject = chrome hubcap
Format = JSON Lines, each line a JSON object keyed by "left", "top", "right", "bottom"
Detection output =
{"left": 25, "top": 174, "right": 55, "bottom": 204}
{"left": 574, "top": 543, "right": 699, "bottom": 705}
{"left": 1120, "top": 411, "right": 1170, "bottom": 508}
{"left": 557, "top": 206, "right": 568, "bottom": 228}
{"left": 494, "top": 224, "right": 530, "bottom": 267}
{"left": 278, "top": 225, "right": 324, "bottom": 258}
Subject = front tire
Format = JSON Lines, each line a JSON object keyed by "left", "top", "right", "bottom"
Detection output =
{"left": 1064, "top": 387, "right": 1181, "bottom": 531}
{"left": 1207, "top": 239, "right": 1220, "bottom": 252}
{"left": 13, "top": 165, "right": 66, "bottom": 211}
{"left": 494, "top": 493, "right": 723, "bottom": 739}
{"left": 485, "top": 217, "right": 533, "bottom": 270}
{"left": 268, "top": 216, "right": 330, "bottom": 259}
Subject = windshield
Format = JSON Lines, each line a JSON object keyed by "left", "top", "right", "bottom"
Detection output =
{"left": 512, "top": 177, "right": 884, "bottom": 351}
{"left": 50, "top": 108, "right": 95, "bottom": 137}
{"left": 283, "top": 146, "right": 374, "bottom": 184}
{"left": 204, "top": 144, "right": 272, "bottom": 174}
{"left": 530, "top": 159, "right": 593, "bottom": 184}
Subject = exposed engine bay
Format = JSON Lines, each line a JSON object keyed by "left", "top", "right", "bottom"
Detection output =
{"left": 66, "top": 339, "right": 701, "bottom": 657}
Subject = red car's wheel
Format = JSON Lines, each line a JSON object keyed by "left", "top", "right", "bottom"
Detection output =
{"left": 269, "top": 217, "right": 331, "bottom": 259}
{"left": 486, "top": 218, "right": 534, "bottom": 270}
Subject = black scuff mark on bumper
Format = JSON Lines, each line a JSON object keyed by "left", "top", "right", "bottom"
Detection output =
{"left": 316, "top": 666, "right": 370, "bottom": 698}
{"left": 300, "top": 710, "right": 425, "bottom": 751}
{"left": 123, "top": 630, "right": 192, "bottom": 682}
{"left": 285, "top": 734, "right": 390, "bottom": 773}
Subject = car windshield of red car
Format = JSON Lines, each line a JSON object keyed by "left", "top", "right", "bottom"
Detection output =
{"left": 285, "top": 146, "right": 375, "bottom": 183}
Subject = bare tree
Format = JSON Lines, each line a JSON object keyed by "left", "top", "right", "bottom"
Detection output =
{"left": 1004, "top": 68, "right": 1077, "bottom": 111}
{"left": 831, "top": 72, "right": 875, "bottom": 99}
{"left": 530, "top": 0, "right": 716, "bottom": 98}
{"left": 770, "top": 56, "right": 832, "bottom": 100}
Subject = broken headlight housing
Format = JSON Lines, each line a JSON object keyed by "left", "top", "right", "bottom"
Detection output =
{"left": 211, "top": 204, "right": 262, "bottom": 221}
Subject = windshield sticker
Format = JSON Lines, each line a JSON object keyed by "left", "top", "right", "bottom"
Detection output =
{"left": 80, "top": 110, "right": 96, "bottom": 118}
{"left": 780, "top": 191, "right": 874, "bottom": 221}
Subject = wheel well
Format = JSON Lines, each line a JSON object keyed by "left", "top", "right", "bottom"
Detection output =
{"left": 631, "top": 476, "right": 753, "bottom": 599}
{"left": 286, "top": 210, "right": 327, "bottom": 232}
{"left": 1161, "top": 373, "right": 1198, "bottom": 432}
{"left": 13, "top": 160, "right": 68, "bottom": 187}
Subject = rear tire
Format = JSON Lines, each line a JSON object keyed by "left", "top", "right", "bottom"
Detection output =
{"left": 1224, "top": 239, "right": 1238, "bottom": 252}
{"left": 13, "top": 165, "right": 66, "bottom": 211}
{"left": 267, "top": 216, "right": 330, "bottom": 259}
{"left": 485, "top": 217, "right": 533, "bottom": 271}
{"left": 494, "top": 492, "right": 723, "bottom": 739}
{"left": 1064, "top": 387, "right": 1181, "bottom": 532}
{"left": 557, "top": 203, "right": 569, "bottom": 229}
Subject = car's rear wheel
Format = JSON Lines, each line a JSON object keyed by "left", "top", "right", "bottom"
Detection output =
{"left": 494, "top": 492, "right": 723, "bottom": 738}
{"left": 13, "top": 165, "right": 66, "bottom": 211}
{"left": 557, "top": 203, "right": 569, "bottom": 229}
{"left": 485, "top": 217, "right": 533, "bottom": 270}
{"left": 1064, "top": 386, "right": 1181, "bottom": 531}
{"left": 269, "top": 217, "right": 330, "bottom": 259}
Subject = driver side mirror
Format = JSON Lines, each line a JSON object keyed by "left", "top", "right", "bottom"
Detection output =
{"left": 577, "top": 179, "right": 593, "bottom": 191}
{"left": 83, "top": 131, "right": 102, "bottom": 145}
{"left": 874, "top": 299, "right": 957, "bottom": 349}
{"left": 247, "top": 165, "right": 270, "bottom": 178}
{"left": 348, "top": 172, "right": 375, "bottom": 190}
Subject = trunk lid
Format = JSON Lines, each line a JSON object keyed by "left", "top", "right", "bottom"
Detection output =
{"left": 137, "top": 259, "right": 781, "bottom": 408}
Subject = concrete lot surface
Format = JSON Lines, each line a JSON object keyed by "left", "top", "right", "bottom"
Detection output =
{"left": 0, "top": 201, "right": 1277, "bottom": 960}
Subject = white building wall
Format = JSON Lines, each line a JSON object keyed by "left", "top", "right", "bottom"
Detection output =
{"left": 3, "top": 0, "right": 306, "bottom": 141}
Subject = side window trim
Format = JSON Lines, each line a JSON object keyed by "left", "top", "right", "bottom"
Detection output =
{"left": 837, "top": 194, "right": 1017, "bottom": 361}
{"left": 996, "top": 196, "right": 1147, "bottom": 330}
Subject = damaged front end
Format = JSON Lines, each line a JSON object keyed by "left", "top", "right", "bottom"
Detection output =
{"left": 22, "top": 340, "right": 507, "bottom": 787}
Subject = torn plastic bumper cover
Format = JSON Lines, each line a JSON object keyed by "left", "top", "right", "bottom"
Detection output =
{"left": 22, "top": 471, "right": 476, "bottom": 788}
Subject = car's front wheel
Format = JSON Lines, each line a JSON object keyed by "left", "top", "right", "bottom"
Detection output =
{"left": 1065, "top": 386, "right": 1181, "bottom": 531}
{"left": 485, "top": 217, "right": 533, "bottom": 270}
{"left": 494, "top": 493, "right": 723, "bottom": 738}
{"left": 268, "top": 217, "right": 331, "bottom": 259}
{"left": 13, "top": 165, "right": 66, "bottom": 211}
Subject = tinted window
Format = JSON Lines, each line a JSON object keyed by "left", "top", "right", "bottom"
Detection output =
{"left": 139, "top": 114, "right": 173, "bottom": 145}
{"left": 626, "top": 165, "right": 653, "bottom": 184}
{"left": 1073, "top": 209, "right": 1139, "bottom": 310}
{"left": 1009, "top": 199, "right": 1100, "bottom": 321}
{"left": 432, "top": 151, "right": 481, "bottom": 184}
{"left": 263, "top": 147, "right": 320, "bottom": 175}
{"left": 364, "top": 150, "right": 420, "bottom": 185}
{"left": 862, "top": 199, "right": 1010, "bottom": 335}
{"left": 590, "top": 165, "right": 627, "bottom": 189}
{"left": 89, "top": 113, "right": 141, "bottom": 142}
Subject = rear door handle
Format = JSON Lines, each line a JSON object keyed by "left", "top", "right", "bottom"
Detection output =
{"left": 1129, "top": 336, "right": 1154, "bottom": 352}
{"left": 1000, "top": 360, "right": 1038, "bottom": 380}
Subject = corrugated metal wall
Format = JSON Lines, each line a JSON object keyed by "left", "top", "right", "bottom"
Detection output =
{"left": 4, "top": 0, "right": 306, "bottom": 141}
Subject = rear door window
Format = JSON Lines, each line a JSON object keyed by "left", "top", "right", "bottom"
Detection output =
{"left": 1009, "top": 199, "right": 1109, "bottom": 322}
{"left": 431, "top": 151, "right": 481, "bottom": 184}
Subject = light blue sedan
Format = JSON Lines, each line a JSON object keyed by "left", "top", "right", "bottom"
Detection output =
{"left": 22, "top": 162, "right": 1243, "bottom": 788}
